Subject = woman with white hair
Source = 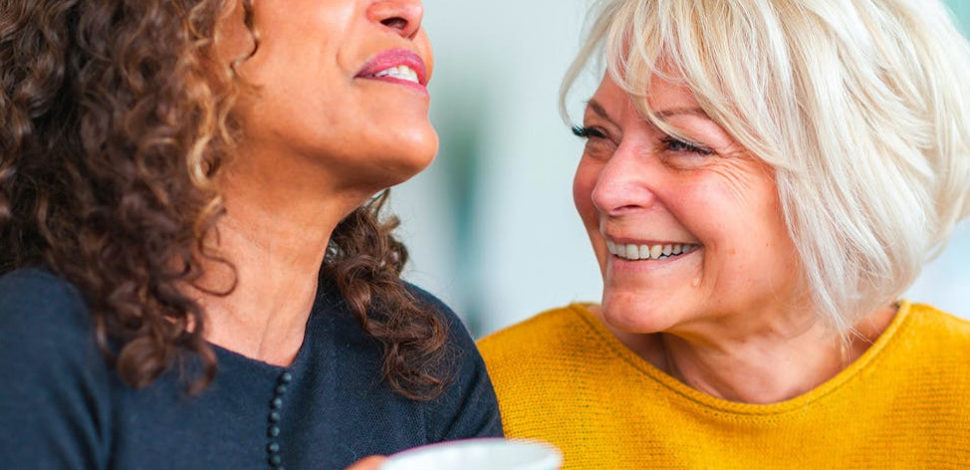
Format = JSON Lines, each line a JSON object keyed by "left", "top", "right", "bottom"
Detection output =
{"left": 479, "top": 0, "right": 970, "bottom": 468}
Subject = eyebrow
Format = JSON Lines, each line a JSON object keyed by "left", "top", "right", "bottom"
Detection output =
{"left": 654, "top": 107, "right": 709, "bottom": 119}
{"left": 585, "top": 101, "right": 709, "bottom": 122}
{"left": 585, "top": 99, "right": 613, "bottom": 122}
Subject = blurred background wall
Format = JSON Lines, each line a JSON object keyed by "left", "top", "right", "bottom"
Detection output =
{"left": 392, "top": 0, "right": 970, "bottom": 337}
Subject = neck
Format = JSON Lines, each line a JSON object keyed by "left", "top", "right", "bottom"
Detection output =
{"left": 605, "top": 304, "right": 897, "bottom": 404}
{"left": 195, "top": 153, "right": 368, "bottom": 366}
{"left": 658, "top": 323, "right": 844, "bottom": 404}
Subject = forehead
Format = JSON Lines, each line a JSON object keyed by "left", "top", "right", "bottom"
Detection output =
{"left": 588, "top": 71, "right": 702, "bottom": 120}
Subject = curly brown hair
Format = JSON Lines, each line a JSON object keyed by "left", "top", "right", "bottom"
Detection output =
{"left": 0, "top": 0, "right": 448, "bottom": 400}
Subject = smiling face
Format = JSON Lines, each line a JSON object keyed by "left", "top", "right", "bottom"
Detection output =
{"left": 223, "top": 0, "right": 437, "bottom": 195}
{"left": 573, "top": 74, "right": 804, "bottom": 335}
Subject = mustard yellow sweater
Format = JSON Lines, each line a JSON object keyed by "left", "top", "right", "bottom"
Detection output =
{"left": 479, "top": 301, "right": 970, "bottom": 469}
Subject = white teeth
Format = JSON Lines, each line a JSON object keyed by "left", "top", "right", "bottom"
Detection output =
{"left": 608, "top": 241, "right": 700, "bottom": 261}
{"left": 625, "top": 244, "right": 640, "bottom": 260}
{"left": 373, "top": 65, "right": 419, "bottom": 83}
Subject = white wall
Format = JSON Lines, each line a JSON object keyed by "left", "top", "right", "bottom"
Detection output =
{"left": 393, "top": 0, "right": 970, "bottom": 336}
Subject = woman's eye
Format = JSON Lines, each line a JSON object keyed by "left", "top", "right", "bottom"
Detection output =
{"left": 661, "top": 136, "right": 714, "bottom": 156}
{"left": 572, "top": 126, "right": 608, "bottom": 140}
{"left": 573, "top": 125, "right": 614, "bottom": 161}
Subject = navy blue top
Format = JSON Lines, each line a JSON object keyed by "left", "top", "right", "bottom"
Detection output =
{"left": 0, "top": 268, "right": 502, "bottom": 470}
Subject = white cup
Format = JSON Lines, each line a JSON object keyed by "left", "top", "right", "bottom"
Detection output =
{"left": 380, "top": 438, "right": 562, "bottom": 470}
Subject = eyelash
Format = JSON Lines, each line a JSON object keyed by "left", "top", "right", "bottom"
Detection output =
{"left": 573, "top": 126, "right": 714, "bottom": 156}
{"left": 659, "top": 136, "right": 714, "bottom": 156}
{"left": 572, "top": 125, "right": 606, "bottom": 139}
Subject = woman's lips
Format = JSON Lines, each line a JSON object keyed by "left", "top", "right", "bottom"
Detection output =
{"left": 355, "top": 48, "right": 429, "bottom": 94}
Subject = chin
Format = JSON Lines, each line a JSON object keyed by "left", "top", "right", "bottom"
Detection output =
{"left": 404, "top": 132, "right": 439, "bottom": 174}
{"left": 601, "top": 291, "right": 679, "bottom": 334}
{"left": 389, "top": 138, "right": 439, "bottom": 183}
{"left": 389, "top": 124, "right": 438, "bottom": 163}
{"left": 356, "top": 127, "right": 438, "bottom": 188}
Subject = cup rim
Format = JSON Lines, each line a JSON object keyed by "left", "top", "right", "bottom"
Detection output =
{"left": 381, "top": 437, "right": 562, "bottom": 470}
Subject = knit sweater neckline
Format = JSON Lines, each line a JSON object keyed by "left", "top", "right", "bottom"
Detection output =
{"left": 568, "top": 300, "right": 914, "bottom": 416}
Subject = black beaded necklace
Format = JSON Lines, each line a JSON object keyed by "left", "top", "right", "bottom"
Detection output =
{"left": 265, "top": 370, "right": 293, "bottom": 469}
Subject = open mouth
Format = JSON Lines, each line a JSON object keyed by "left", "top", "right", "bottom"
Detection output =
{"left": 606, "top": 241, "right": 702, "bottom": 261}
{"left": 361, "top": 65, "right": 421, "bottom": 84}
{"left": 355, "top": 48, "right": 428, "bottom": 91}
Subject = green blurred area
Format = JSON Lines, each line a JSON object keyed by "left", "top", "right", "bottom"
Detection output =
{"left": 948, "top": 1, "right": 970, "bottom": 33}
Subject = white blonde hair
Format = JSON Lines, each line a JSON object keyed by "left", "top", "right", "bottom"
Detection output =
{"left": 563, "top": 0, "right": 970, "bottom": 331}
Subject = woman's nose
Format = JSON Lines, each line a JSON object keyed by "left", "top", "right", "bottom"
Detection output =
{"left": 590, "top": 145, "right": 659, "bottom": 217}
{"left": 367, "top": 0, "right": 424, "bottom": 39}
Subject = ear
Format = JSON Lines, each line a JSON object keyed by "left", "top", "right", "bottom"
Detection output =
{"left": 213, "top": 0, "right": 258, "bottom": 69}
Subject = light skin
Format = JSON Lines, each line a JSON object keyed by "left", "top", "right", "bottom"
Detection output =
{"left": 201, "top": 0, "right": 434, "bottom": 466}
{"left": 574, "top": 73, "right": 895, "bottom": 404}
{"left": 345, "top": 456, "right": 387, "bottom": 470}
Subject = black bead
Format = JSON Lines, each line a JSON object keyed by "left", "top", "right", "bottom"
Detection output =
{"left": 268, "top": 454, "right": 282, "bottom": 466}
{"left": 279, "top": 372, "right": 293, "bottom": 384}
{"left": 268, "top": 411, "right": 281, "bottom": 423}
{"left": 275, "top": 384, "right": 288, "bottom": 395}
{"left": 270, "top": 397, "right": 283, "bottom": 409}
{"left": 268, "top": 425, "right": 280, "bottom": 438}
{"left": 267, "top": 442, "right": 280, "bottom": 453}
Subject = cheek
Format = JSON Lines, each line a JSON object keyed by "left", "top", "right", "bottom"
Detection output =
{"left": 416, "top": 30, "right": 434, "bottom": 78}
{"left": 689, "top": 174, "right": 798, "bottom": 288}
{"left": 574, "top": 160, "right": 609, "bottom": 275}
{"left": 756, "top": 202, "right": 802, "bottom": 289}
{"left": 572, "top": 160, "right": 599, "bottom": 229}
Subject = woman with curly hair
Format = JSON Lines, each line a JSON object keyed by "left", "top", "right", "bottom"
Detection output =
{"left": 0, "top": 0, "right": 502, "bottom": 468}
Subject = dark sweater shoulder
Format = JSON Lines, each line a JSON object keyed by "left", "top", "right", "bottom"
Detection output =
{"left": 0, "top": 267, "right": 106, "bottom": 377}
{"left": 0, "top": 267, "right": 94, "bottom": 338}
{"left": 407, "top": 282, "right": 477, "bottom": 353}
{"left": 325, "top": 280, "right": 503, "bottom": 442}
{"left": 0, "top": 268, "right": 114, "bottom": 469}
{"left": 408, "top": 283, "right": 504, "bottom": 441}
{"left": 0, "top": 269, "right": 502, "bottom": 469}
{"left": 329, "top": 280, "right": 487, "bottom": 373}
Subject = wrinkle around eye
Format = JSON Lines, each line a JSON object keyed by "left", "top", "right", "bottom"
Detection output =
{"left": 656, "top": 135, "right": 750, "bottom": 171}
{"left": 659, "top": 153, "right": 713, "bottom": 172}
{"left": 583, "top": 138, "right": 616, "bottom": 161}
{"left": 701, "top": 157, "right": 771, "bottom": 204}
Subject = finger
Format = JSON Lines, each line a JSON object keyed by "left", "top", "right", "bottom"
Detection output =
{"left": 344, "top": 455, "right": 388, "bottom": 470}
